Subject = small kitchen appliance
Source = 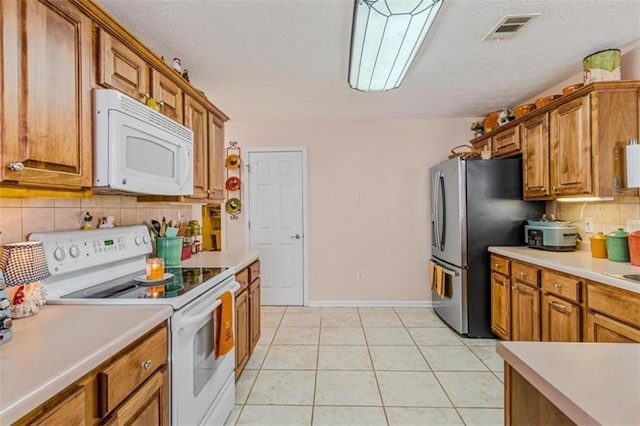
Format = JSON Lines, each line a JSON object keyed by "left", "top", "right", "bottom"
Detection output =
{"left": 525, "top": 219, "right": 578, "bottom": 251}
{"left": 28, "top": 226, "right": 238, "bottom": 425}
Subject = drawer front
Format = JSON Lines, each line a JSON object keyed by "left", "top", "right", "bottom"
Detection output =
{"left": 98, "top": 325, "right": 168, "bottom": 416}
{"left": 511, "top": 261, "right": 540, "bottom": 287}
{"left": 249, "top": 260, "right": 261, "bottom": 283}
{"left": 490, "top": 254, "right": 510, "bottom": 275}
{"left": 492, "top": 125, "right": 521, "bottom": 158}
{"left": 587, "top": 282, "right": 640, "bottom": 328}
{"left": 236, "top": 267, "right": 250, "bottom": 293}
{"left": 542, "top": 270, "right": 582, "bottom": 303}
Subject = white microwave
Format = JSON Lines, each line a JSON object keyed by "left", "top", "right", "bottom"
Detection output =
{"left": 93, "top": 89, "right": 194, "bottom": 196}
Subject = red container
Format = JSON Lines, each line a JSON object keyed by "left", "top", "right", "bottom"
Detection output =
{"left": 629, "top": 231, "right": 640, "bottom": 266}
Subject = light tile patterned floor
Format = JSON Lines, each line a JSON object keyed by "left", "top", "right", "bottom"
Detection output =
{"left": 226, "top": 307, "right": 504, "bottom": 426}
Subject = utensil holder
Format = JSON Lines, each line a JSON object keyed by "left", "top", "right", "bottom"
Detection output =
{"left": 156, "top": 237, "right": 183, "bottom": 266}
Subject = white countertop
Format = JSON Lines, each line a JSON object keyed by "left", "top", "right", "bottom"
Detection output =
{"left": 497, "top": 341, "right": 640, "bottom": 425}
{"left": 0, "top": 304, "right": 172, "bottom": 425}
{"left": 180, "top": 251, "right": 260, "bottom": 272}
{"left": 488, "top": 246, "right": 640, "bottom": 294}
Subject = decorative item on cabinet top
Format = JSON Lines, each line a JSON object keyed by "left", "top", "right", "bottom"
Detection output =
{"left": 225, "top": 141, "right": 242, "bottom": 220}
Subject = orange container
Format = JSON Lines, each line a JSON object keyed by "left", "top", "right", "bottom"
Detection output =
{"left": 589, "top": 232, "right": 608, "bottom": 258}
{"left": 629, "top": 230, "right": 640, "bottom": 266}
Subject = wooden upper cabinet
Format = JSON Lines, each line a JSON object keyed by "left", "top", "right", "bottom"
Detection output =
{"left": 522, "top": 114, "right": 551, "bottom": 199}
{"left": 208, "top": 113, "right": 225, "bottom": 201}
{"left": 492, "top": 125, "right": 521, "bottom": 158}
{"left": 1, "top": 0, "right": 92, "bottom": 188}
{"left": 151, "top": 69, "right": 183, "bottom": 121}
{"left": 550, "top": 95, "right": 592, "bottom": 196}
{"left": 97, "top": 28, "right": 150, "bottom": 102}
{"left": 184, "top": 95, "right": 208, "bottom": 199}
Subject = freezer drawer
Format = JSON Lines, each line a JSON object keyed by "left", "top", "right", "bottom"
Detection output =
{"left": 431, "top": 259, "right": 467, "bottom": 334}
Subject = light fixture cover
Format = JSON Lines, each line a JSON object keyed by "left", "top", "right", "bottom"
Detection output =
{"left": 349, "top": 0, "right": 443, "bottom": 92}
{"left": 0, "top": 241, "right": 50, "bottom": 286}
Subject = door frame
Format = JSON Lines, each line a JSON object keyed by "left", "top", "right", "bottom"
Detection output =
{"left": 243, "top": 146, "right": 309, "bottom": 306}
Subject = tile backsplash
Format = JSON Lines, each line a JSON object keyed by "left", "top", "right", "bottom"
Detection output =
{"left": 0, "top": 195, "right": 195, "bottom": 245}
{"left": 553, "top": 196, "right": 640, "bottom": 249}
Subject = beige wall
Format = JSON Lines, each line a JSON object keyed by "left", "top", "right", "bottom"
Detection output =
{"left": 225, "top": 118, "right": 475, "bottom": 303}
{"left": 0, "top": 196, "right": 194, "bottom": 245}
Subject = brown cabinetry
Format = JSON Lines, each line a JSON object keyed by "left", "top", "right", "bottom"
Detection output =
{"left": 97, "top": 28, "right": 150, "bottom": 101}
{"left": 1, "top": 0, "right": 93, "bottom": 191}
{"left": 207, "top": 114, "right": 226, "bottom": 201}
{"left": 151, "top": 69, "right": 183, "bottom": 122}
{"left": 585, "top": 282, "right": 640, "bottom": 343}
{"left": 541, "top": 292, "right": 581, "bottom": 342}
{"left": 490, "top": 269, "right": 511, "bottom": 340}
{"left": 522, "top": 114, "right": 551, "bottom": 198}
{"left": 184, "top": 95, "right": 209, "bottom": 199}
{"left": 492, "top": 125, "right": 521, "bottom": 158}
{"left": 235, "top": 259, "right": 262, "bottom": 378}
{"left": 510, "top": 260, "right": 541, "bottom": 342}
{"left": 16, "top": 324, "right": 169, "bottom": 425}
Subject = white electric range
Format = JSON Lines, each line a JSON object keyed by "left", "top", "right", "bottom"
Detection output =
{"left": 30, "top": 225, "right": 238, "bottom": 425}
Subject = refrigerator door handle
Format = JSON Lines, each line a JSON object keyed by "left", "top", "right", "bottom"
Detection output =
{"left": 438, "top": 172, "right": 446, "bottom": 251}
{"left": 432, "top": 170, "right": 440, "bottom": 248}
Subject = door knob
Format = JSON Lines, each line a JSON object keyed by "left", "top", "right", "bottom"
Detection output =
{"left": 290, "top": 233, "right": 302, "bottom": 239}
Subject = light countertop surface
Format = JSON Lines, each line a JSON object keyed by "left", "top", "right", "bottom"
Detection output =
{"left": 488, "top": 246, "right": 640, "bottom": 294}
{"left": 497, "top": 341, "right": 640, "bottom": 425}
{"left": 0, "top": 304, "right": 172, "bottom": 425}
{"left": 180, "top": 251, "right": 260, "bottom": 272}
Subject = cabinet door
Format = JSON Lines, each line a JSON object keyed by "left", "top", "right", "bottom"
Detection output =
{"left": 2, "top": 0, "right": 92, "bottom": 188}
{"left": 249, "top": 277, "right": 261, "bottom": 353}
{"left": 541, "top": 293, "right": 581, "bottom": 342}
{"left": 550, "top": 96, "right": 592, "bottom": 196}
{"left": 492, "top": 125, "right": 520, "bottom": 158}
{"left": 586, "top": 312, "right": 640, "bottom": 343}
{"left": 491, "top": 272, "right": 511, "bottom": 340}
{"left": 184, "top": 95, "right": 208, "bottom": 198}
{"left": 522, "top": 114, "right": 551, "bottom": 199}
{"left": 235, "top": 289, "right": 250, "bottom": 379}
{"left": 31, "top": 387, "right": 86, "bottom": 426}
{"left": 97, "top": 28, "right": 150, "bottom": 101}
{"left": 511, "top": 282, "right": 540, "bottom": 341}
{"left": 103, "top": 368, "right": 169, "bottom": 426}
{"left": 208, "top": 113, "right": 225, "bottom": 201}
{"left": 151, "top": 69, "right": 183, "bottom": 122}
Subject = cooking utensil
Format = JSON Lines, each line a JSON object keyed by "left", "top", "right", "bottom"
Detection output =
{"left": 151, "top": 220, "right": 161, "bottom": 236}
{"left": 177, "top": 224, "right": 188, "bottom": 236}
{"left": 606, "top": 228, "right": 630, "bottom": 262}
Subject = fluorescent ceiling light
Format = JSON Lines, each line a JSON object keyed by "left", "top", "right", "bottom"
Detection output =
{"left": 349, "top": 0, "right": 443, "bottom": 92}
{"left": 556, "top": 197, "right": 614, "bottom": 203}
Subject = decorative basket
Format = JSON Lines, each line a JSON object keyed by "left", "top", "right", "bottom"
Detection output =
{"left": 448, "top": 144, "right": 481, "bottom": 159}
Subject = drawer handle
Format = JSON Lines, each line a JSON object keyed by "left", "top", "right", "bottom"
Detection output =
{"left": 520, "top": 271, "right": 526, "bottom": 277}
{"left": 554, "top": 283, "right": 562, "bottom": 289}
{"left": 494, "top": 263, "right": 500, "bottom": 268}
{"left": 512, "top": 286, "right": 517, "bottom": 291}
{"left": 550, "top": 301, "right": 567, "bottom": 311}
{"left": 139, "top": 360, "right": 152, "bottom": 370}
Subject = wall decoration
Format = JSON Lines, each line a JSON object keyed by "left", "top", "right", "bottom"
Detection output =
{"left": 225, "top": 141, "right": 242, "bottom": 220}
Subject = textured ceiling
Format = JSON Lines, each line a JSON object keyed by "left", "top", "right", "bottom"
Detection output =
{"left": 98, "top": 0, "right": 640, "bottom": 122}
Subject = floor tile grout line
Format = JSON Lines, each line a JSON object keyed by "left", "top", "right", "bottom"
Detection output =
{"left": 360, "top": 307, "right": 391, "bottom": 425}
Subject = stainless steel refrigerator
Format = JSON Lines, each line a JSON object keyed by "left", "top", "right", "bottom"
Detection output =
{"left": 429, "top": 157, "right": 544, "bottom": 337}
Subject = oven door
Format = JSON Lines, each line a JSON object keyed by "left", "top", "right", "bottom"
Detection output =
{"left": 172, "top": 278, "right": 237, "bottom": 426}
{"left": 104, "top": 110, "right": 193, "bottom": 195}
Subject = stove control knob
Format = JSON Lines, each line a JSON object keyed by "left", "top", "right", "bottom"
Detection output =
{"left": 54, "top": 247, "right": 66, "bottom": 261}
{"left": 143, "top": 235, "right": 150, "bottom": 244}
{"left": 135, "top": 236, "right": 142, "bottom": 246}
{"left": 69, "top": 245, "right": 81, "bottom": 258}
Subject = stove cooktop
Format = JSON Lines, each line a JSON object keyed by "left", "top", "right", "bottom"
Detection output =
{"left": 62, "top": 267, "right": 228, "bottom": 300}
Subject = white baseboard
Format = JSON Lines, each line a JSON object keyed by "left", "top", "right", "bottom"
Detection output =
{"left": 307, "top": 300, "right": 435, "bottom": 308}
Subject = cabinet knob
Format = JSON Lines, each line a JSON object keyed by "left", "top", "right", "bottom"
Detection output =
{"left": 552, "top": 186, "right": 558, "bottom": 193}
{"left": 141, "top": 92, "right": 150, "bottom": 100}
{"left": 520, "top": 271, "right": 526, "bottom": 277}
{"left": 139, "top": 360, "right": 152, "bottom": 370}
{"left": 512, "top": 286, "right": 517, "bottom": 290}
{"left": 7, "top": 162, "right": 24, "bottom": 172}
{"left": 158, "top": 101, "right": 165, "bottom": 108}
{"left": 554, "top": 283, "right": 561, "bottom": 289}
{"left": 494, "top": 263, "right": 500, "bottom": 268}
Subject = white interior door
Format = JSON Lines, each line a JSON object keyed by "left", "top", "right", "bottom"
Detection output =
{"left": 246, "top": 149, "right": 306, "bottom": 305}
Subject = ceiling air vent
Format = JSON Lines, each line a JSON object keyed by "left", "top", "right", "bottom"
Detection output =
{"left": 483, "top": 14, "right": 540, "bottom": 40}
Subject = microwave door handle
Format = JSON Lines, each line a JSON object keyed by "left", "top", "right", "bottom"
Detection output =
{"left": 178, "top": 145, "right": 191, "bottom": 190}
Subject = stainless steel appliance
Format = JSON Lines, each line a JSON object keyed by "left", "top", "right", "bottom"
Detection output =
{"left": 429, "top": 157, "right": 544, "bottom": 337}
{"left": 29, "top": 226, "right": 238, "bottom": 425}
{"left": 525, "top": 220, "right": 578, "bottom": 251}
{"left": 94, "top": 89, "right": 194, "bottom": 196}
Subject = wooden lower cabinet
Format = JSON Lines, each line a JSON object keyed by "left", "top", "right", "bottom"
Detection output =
{"left": 235, "top": 288, "right": 250, "bottom": 377}
{"left": 491, "top": 272, "right": 511, "bottom": 340}
{"left": 249, "top": 277, "right": 261, "bottom": 352}
{"left": 541, "top": 293, "right": 581, "bottom": 342}
{"left": 586, "top": 312, "right": 640, "bottom": 343}
{"left": 16, "top": 324, "right": 169, "bottom": 425}
{"left": 511, "top": 282, "right": 540, "bottom": 341}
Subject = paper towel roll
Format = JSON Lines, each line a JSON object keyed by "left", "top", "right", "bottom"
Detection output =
{"left": 627, "top": 142, "right": 640, "bottom": 188}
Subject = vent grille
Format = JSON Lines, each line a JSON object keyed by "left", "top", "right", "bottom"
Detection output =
{"left": 119, "top": 95, "right": 193, "bottom": 141}
{"left": 483, "top": 14, "right": 540, "bottom": 40}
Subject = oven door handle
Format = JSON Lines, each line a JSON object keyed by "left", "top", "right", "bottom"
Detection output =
{"left": 231, "top": 281, "right": 241, "bottom": 293}
{"left": 177, "top": 299, "right": 223, "bottom": 331}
